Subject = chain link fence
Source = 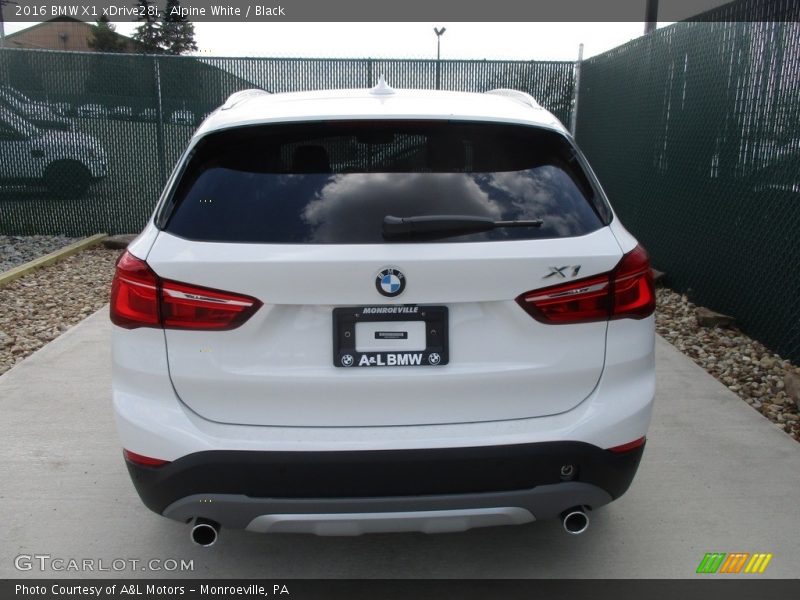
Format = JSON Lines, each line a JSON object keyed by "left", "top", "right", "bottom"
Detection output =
{"left": 0, "top": 49, "right": 574, "bottom": 237}
{"left": 576, "top": 16, "right": 800, "bottom": 362}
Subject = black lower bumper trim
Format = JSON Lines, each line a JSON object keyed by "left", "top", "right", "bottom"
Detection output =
{"left": 125, "top": 441, "right": 645, "bottom": 515}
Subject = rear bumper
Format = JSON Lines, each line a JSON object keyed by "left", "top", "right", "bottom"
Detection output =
{"left": 126, "top": 441, "right": 645, "bottom": 531}
{"left": 163, "top": 484, "right": 610, "bottom": 534}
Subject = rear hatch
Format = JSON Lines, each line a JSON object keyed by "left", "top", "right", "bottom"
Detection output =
{"left": 147, "top": 120, "right": 622, "bottom": 427}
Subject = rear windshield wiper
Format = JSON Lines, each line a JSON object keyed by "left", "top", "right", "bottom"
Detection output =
{"left": 382, "top": 215, "right": 543, "bottom": 240}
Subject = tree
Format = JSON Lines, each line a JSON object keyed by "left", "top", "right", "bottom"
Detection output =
{"left": 160, "top": 0, "right": 198, "bottom": 55}
{"left": 87, "top": 15, "right": 127, "bottom": 53}
{"left": 131, "top": 0, "right": 162, "bottom": 54}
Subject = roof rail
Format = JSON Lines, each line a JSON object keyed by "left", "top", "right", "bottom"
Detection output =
{"left": 485, "top": 88, "right": 542, "bottom": 109}
{"left": 221, "top": 88, "right": 270, "bottom": 110}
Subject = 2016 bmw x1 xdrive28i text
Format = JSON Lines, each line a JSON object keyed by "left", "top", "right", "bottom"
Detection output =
{"left": 111, "top": 82, "right": 655, "bottom": 544}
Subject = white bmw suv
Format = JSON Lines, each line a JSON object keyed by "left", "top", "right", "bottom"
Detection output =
{"left": 110, "top": 83, "right": 655, "bottom": 545}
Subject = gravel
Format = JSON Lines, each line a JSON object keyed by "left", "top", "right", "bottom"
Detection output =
{"left": 656, "top": 287, "right": 800, "bottom": 443}
{"left": 0, "top": 235, "right": 79, "bottom": 272}
{"left": 0, "top": 246, "right": 120, "bottom": 375}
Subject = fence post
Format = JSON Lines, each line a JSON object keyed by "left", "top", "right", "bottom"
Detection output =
{"left": 570, "top": 43, "right": 584, "bottom": 137}
{"left": 153, "top": 56, "right": 167, "bottom": 185}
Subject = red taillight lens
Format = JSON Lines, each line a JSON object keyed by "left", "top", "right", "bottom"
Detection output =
{"left": 608, "top": 436, "right": 646, "bottom": 454}
{"left": 123, "top": 449, "right": 170, "bottom": 468}
{"left": 516, "top": 274, "right": 611, "bottom": 324}
{"left": 109, "top": 251, "right": 262, "bottom": 330}
{"left": 161, "top": 279, "right": 262, "bottom": 330}
{"left": 515, "top": 244, "right": 655, "bottom": 324}
{"left": 611, "top": 245, "right": 655, "bottom": 319}
{"left": 110, "top": 251, "right": 160, "bottom": 329}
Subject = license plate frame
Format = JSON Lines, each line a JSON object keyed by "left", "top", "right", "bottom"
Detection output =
{"left": 332, "top": 305, "right": 448, "bottom": 368}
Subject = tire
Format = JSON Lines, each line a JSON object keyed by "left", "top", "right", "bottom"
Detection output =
{"left": 44, "top": 161, "right": 91, "bottom": 199}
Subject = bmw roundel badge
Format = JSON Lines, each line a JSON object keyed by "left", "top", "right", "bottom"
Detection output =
{"left": 375, "top": 268, "right": 406, "bottom": 298}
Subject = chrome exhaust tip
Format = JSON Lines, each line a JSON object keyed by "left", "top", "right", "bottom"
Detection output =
{"left": 191, "top": 518, "right": 220, "bottom": 547}
{"left": 561, "top": 507, "right": 589, "bottom": 535}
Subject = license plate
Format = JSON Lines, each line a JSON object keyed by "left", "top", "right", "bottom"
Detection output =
{"left": 333, "top": 305, "right": 448, "bottom": 368}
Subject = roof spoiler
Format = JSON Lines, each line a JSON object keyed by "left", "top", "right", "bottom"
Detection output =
{"left": 485, "top": 88, "right": 542, "bottom": 109}
{"left": 221, "top": 88, "right": 271, "bottom": 111}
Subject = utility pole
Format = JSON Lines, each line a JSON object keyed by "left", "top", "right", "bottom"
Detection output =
{"left": 434, "top": 27, "right": 446, "bottom": 90}
{"left": 570, "top": 43, "right": 584, "bottom": 137}
{"left": 153, "top": 57, "right": 167, "bottom": 185}
{"left": 644, "top": 0, "right": 659, "bottom": 35}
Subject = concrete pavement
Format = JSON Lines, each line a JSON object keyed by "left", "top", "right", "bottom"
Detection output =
{"left": 1, "top": 309, "right": 798, "bottom": 578}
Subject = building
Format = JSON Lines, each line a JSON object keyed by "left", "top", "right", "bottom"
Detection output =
{"left": 3, "top": 17, "right": 139, "bottom": 53}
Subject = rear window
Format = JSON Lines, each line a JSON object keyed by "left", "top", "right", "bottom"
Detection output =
{"left": 160, "top": 121, "right": 610, "bottom": 244}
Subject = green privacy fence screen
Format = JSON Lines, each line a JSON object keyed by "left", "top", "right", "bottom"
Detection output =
{"left": 575, "top": 18, "right": 800, "bottom": 363}
{"left": 0, "top": 50, "right": 574, "bottom": 237}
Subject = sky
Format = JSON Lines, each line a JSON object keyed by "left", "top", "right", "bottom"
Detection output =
{"left": 2, "top": 21, "right": 676, "bottom": 61}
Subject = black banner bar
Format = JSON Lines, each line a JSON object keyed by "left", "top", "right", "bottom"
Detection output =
{"left": 4, "top": 580, "right": 800, "bottom": 600}
{"left": 1, "top": 0, "right": 799, "bottom": 23}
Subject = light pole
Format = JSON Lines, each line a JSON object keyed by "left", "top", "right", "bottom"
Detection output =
{"left": 644, "top": 0, "right": 658, "bottom": 35}
{"left": 434, "top": 27, "right": 446, "bottom": 90}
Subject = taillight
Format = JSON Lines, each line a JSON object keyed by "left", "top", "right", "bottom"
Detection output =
{"left": 611, "top": 245, "right": 656, "bottom": 319}
{"left": 123, "top": 449, "right": 170, "bottom": 468}
{"left": 516, "top": 274, "right": 611, "bottom": 324}
{"left": 110, "top": 251, "right": 261, "bottom": 330}
{"left": 160, "top": 279, "right": 262, "bottom": 330}
{"left": 515, "top": 244, "right": 655, "bottom": 324}
{"left": 110, "top": 251, "right": 160, "bottom": 328}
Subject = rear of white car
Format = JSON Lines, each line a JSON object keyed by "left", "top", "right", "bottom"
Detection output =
{"left": 111, "top": 86, "right": 655, "bottom": 542}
